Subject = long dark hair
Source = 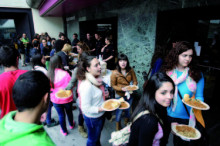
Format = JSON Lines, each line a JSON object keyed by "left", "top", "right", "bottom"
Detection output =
{"left": 76, "top": 53, "right": 96, "bottom": 80}
{"left": 30, "top": 54, "right": 45, "bottom": 69}
{"left": 47, "top": 55, "right": 63, "bottom": 88}
{"left": 131, "top": 72, "right": 175, "bottom": 121}
{"left": 116, "top": 53, "right": 131, "bottom": 73}
{"left": 161, "top": 41, "right": 201, "bottom": 82}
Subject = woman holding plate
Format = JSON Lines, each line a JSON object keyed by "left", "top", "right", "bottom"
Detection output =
{"left": 128, "top": 72, "right": 175, "bottom": 146}
{"left": 161, "top": 41, "right": 205, "bottom": 146}
{"left": 77, "top": 54, "right": 106, "bottom": 146}
{"left": 110, "top": 53, "right": 138, "bottom": 130}
{"left": 47, "top": 55, "right": 75, "bottom": 136}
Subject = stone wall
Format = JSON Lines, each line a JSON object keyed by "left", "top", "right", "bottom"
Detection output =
{"left": 67, "top": 0, "right": 158, "bottom": 91}
{"left": 66, "top": 0, "right": 220, "bottom": 92}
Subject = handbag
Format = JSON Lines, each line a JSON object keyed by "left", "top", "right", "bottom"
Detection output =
{"left": 109, "top": 110, "right": 149, "bottom": 146}
{"left": 178, "top": 90, "right": 209, "bottom": 146}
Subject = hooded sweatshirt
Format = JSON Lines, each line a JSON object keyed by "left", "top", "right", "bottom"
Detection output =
{"left": 0, "top": 111, "right": 55, "bottom": 146}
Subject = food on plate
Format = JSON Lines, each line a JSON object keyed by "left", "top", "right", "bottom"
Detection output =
{"left": 118, "top": 97, "right": 125, "bottom": 103}
{"left": 56, "top": 89, "right": 72, "bottom": 98}
{"left": 183, "top": 97, "right": 206, "bottom": 108}
{"left": 119, "top": 102, "right": 129, "bottom": 109}
{"left": 184, "top": 94, "right": 190, "bottom": 101}
{"left": 176, "top": 125, "right": 196, "bottom": 138}
{"left": 125, "top": 85, "right": 138, "bottom": 91}
{"left": 103, "top": 100, "right": 120, "bottom": 110}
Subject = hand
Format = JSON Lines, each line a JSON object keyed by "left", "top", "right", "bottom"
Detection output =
{"left": 104, "top": 90, "right": 109, "bottom": 98}
{"left": 122, "top": 87, "right": 127, "bottom": 92}
{"left": 98, "top": 107, "right": 104, "bottom": 112}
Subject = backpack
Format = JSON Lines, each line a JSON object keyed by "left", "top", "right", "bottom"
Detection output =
{"left": 109, "top": 110, "right": 149, "bottom": 146}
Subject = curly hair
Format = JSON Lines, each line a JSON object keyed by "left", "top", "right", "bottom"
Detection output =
{"left": 161, "top": 41, "right": 201, "bottom": 82}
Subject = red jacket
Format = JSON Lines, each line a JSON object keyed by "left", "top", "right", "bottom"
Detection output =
{"left": 0, "top": 69, "right": 27, "bottom": 119}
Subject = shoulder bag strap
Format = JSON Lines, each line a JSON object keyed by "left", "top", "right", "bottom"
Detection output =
{"left": 178, "top": 90, "right": 190, "bottom": 116}
{"left": 132, "top": 110, "right": 149, "bottom": 123}
{"left": 146, "top": 67, "right": 152, "bottom": 79}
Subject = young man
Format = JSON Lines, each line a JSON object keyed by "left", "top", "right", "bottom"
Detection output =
{"left": 0, "top": 46, "right": 27, "bottom": 119}
{"left": 95, "top": 33, "right": 104, "bottom": 58}
{"left": 0, "top": 71, "right": 55, "bottom": 145}
{"left": 71, "top": 33, "right": 79, "bottom": 53}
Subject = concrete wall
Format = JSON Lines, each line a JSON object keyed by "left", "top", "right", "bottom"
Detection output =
{"left": 32, "top": 9, "right": 63, "bottom": 38}
{"left": 0, "top": 0, "right": 64, "bottom": 39}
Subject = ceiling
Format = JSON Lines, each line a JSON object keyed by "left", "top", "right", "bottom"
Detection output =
{"left": 38, "top": 0, "right": 107, "bottom": 17}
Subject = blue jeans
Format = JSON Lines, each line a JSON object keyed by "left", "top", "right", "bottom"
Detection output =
{"left": 46, "top": 101, "right": 53, "bottom": 124}
{"left": 84, "top": 115, "right": 105, "bottom": 146}
{"left": 53, "top": 102, "right": 74, "bottom": 133}
{"left": 116, "top": 96, "right": 133, "bottom": 122}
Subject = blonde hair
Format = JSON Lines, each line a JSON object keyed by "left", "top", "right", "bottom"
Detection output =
{"left": 62, "top": 44, "right": 72, "bottom": 54}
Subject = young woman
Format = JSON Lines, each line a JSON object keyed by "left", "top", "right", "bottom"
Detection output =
{"left": 65, "top": 43, "right": 90, "bottom": 138}
{"left": 101, "top": 36, "right": 115, "bottom": 70}
{"left": 110, "top": 53, "right": 138, "bottom": 130}
{"left": 161, "top": 41, "right": 205, "bottom": 146}
{"left": 128, "top": 72, "right": 175, "bottom": 146}
{"left": 31, "top": 54, "right": 47, "bottom": 75}
{"left": 47, "top": 55, "right": 75, "bottom": 136}
{"left": 77, "top": 54, "right": 105, "bottom": 146}
{"left": 76, "top": 41, "right": 90, "bottom": 59}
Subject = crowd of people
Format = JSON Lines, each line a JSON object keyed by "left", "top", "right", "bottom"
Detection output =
{"left": 0, "top": 30, "right": 207, "bottom": 146}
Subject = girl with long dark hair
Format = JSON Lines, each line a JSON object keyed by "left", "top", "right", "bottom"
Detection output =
{"left": 161, "top": 41, "right": 205, "bottom": 146}
{"left": 47, "top": 55, "right": 75, "bottom": 136}
{"left": 128, "top": 72, "right": 175, "bottom": 146}
{"left": 110, "top": 53, "right": 138, "bottom": 130}
{"left": 77, "top": 54, "right": 106, "bottom": 146}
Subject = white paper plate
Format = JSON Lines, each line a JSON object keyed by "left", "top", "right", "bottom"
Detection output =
{"left": 102, "top": 99, "right": 120, "bottom": 111}
{"left": 182, "top": 99, "right": 210, "bottom": 110}
{"left": 124, "top": 85, "right": 139, "bottom": 91}
{"left": 55, "top": 91, "right": 72, "bottom": 99}
{"left": 172, "top": 124, "right": 201, "bottom": 140}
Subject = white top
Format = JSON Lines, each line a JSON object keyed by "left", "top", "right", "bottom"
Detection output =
{"left": 79, "top": 79, "right": 105, "bottom": 118}
{"left": 34, "top": 66, "right": 47, "bottom": 75}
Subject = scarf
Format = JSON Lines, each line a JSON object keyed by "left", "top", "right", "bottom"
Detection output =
{"left": 86, "top": 72, "right": 102, "bottom": 86}
{"left": 85, "top": 72, "right": 105, "bottom": 100}
{"left": 167, "top": 67, "right": 197, "bottom": 111}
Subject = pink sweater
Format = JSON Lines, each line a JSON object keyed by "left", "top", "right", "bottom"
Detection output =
{"left": 50, "top": 69, "right": 73, "bottom": 104}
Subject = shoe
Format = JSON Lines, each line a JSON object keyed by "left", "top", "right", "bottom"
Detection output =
{"left": 60, "top": 129, "right": 67, "bottom": 136}
{"left": 42, "top": 121, "right": 47, "bottom": 126}
{"left": 47, "top": 119, "right": 59, "bottom": 128}
{"left": 78, "top": 125, "right": 88, "bottom": 138}
{"left": 69, "top": 121, "right": 76, "bottom": 129}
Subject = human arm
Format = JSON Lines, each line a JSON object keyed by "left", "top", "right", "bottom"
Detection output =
{"left": 103, "top": 55, "right": 113, "bottom": 62}
{"left": 195, "top": 73, "right": 205, "bottom": 101}
{"left": 110, "top": 71, "right": 123, "bottom": 91}
{"left": 101, "top": 45, "right": 108, "bottom": 53}
{"left": 65, "top": 67, "right": 78, "bottom": 90}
